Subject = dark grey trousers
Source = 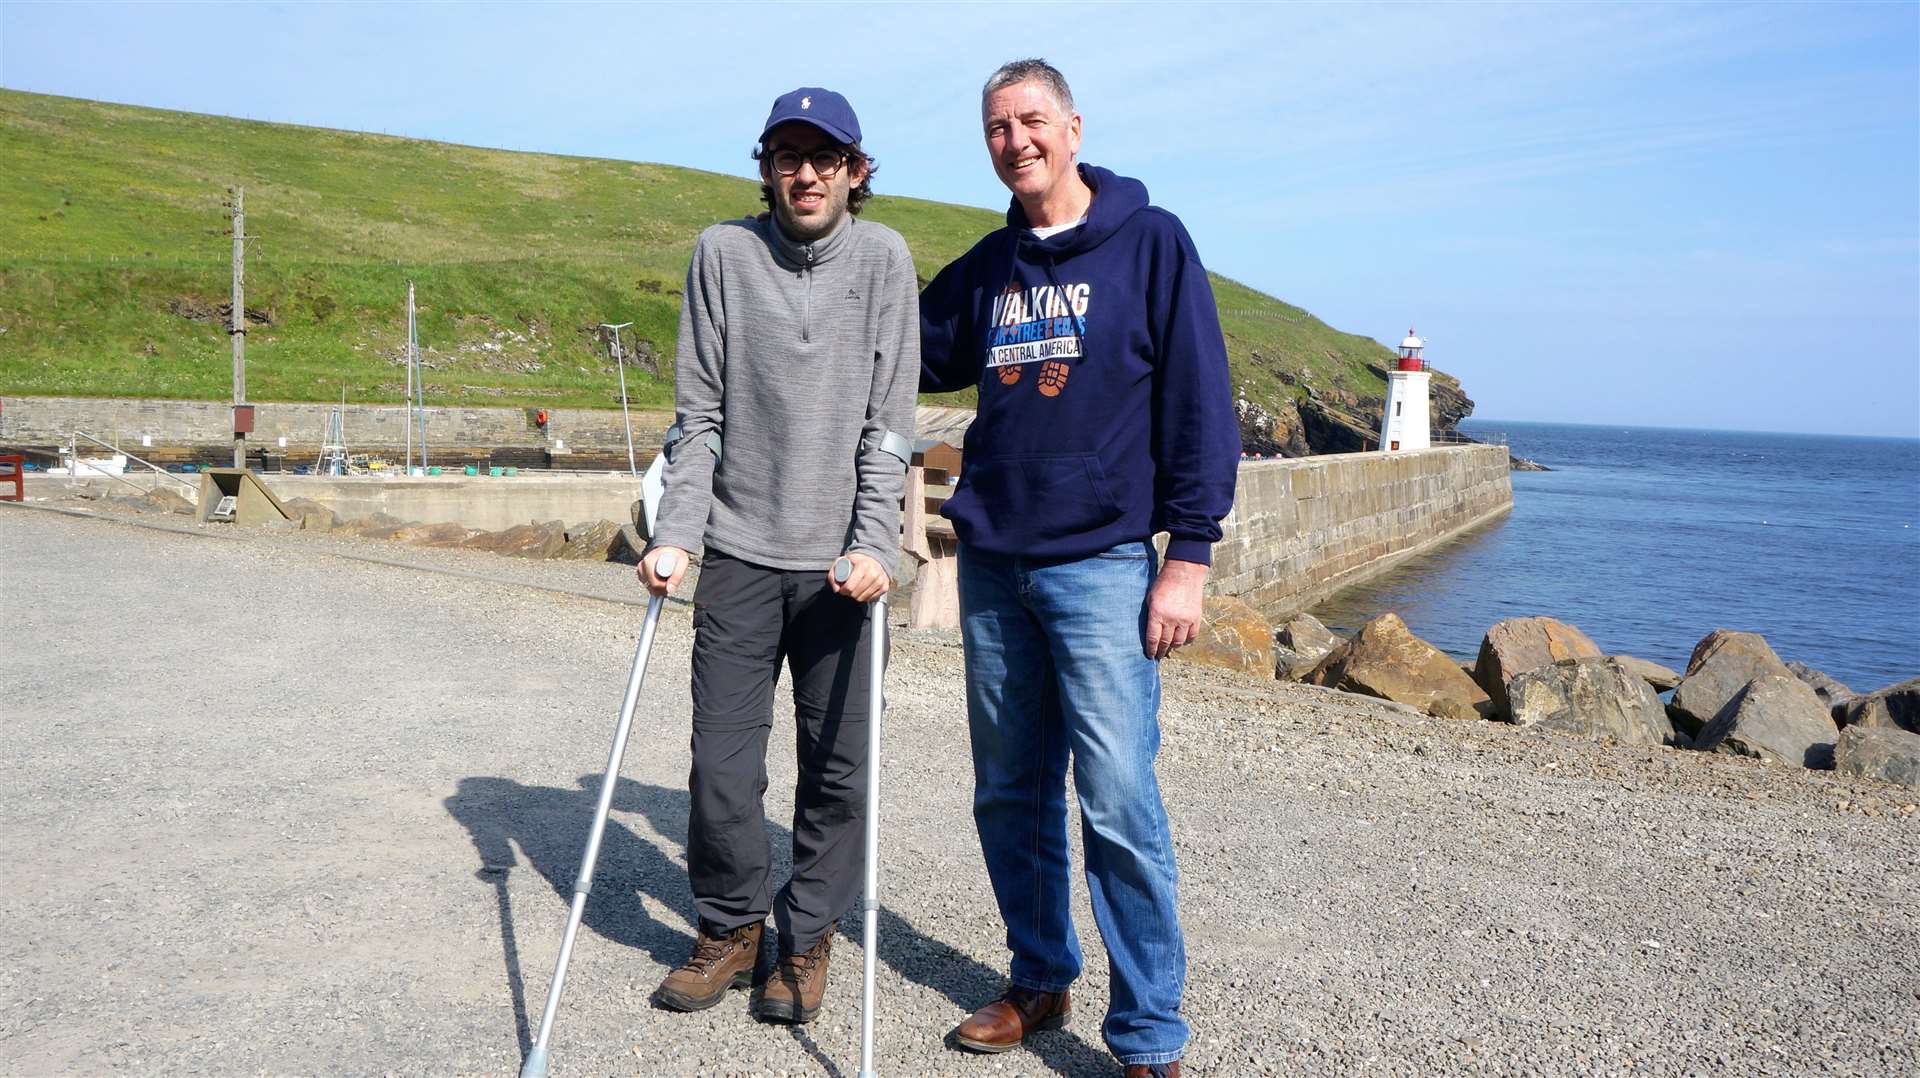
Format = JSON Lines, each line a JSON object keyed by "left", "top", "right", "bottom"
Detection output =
{"left": 687, "top": 550, "right": 876, "bottom": 953}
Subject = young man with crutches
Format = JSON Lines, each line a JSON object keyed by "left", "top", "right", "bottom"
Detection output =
{"left": 639, "top": 86, "right": 918, "bottom": 1025}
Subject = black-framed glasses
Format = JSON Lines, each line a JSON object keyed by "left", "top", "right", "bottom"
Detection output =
{"left": 769, "top": 148, "right": 850, "bottom": 178}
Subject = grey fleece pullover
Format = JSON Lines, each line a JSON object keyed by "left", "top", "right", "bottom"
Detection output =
{"left": 649, "top": 213, "right": 919, "bottom": 571}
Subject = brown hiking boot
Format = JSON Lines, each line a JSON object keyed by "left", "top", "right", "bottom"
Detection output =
{"left": 1122, "top": 1063, "right": 1181, "bottom": 1077}
{"left": 653, "top": 923, "right": 761, "bottom": 1012}
{"left": 949, "top": 985, "right": 1071, "bottom": 1052}
{"left": 751, "top": 932, "right": 832, "bottom": 1023}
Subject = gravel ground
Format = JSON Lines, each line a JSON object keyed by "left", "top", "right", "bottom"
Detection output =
{"left": 2, "top": 501, "right": 1916, "bottom": 1077}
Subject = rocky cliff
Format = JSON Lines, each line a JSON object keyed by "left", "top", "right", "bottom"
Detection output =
{"left": 1235, "top": 360, "right": 1476, "bottom": 457}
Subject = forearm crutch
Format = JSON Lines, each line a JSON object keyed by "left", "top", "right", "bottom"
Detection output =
{"left": 521, "top": 550, "right": 677, "bottom": 1078}
{"left": 835, "top": 556, "right": 888, "bottom": 1078}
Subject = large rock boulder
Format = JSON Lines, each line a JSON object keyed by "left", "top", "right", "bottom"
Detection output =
{"left": 281, "top": 497, "right": 340, "bottom": 532}
{"left": 559, "top": 520, "right": 621, "bottom": 561}
{"left": 1472, "top": 617, "right": 1605, "bottom": 718}
{"left": 138, "top": 487, "right": 196, "bottom": 515}
{"left": 338, "top": 511, "right": 406, "bottom": 537}
{"left": 608, "top": 523, "right": 646, "bottom": 566}
{"left": 1832, "top": 724, "right": 1920, "bottom": 788}
{"left": 1272, "top": 644, "right": 1305, "bottom": 681}
{"left": 1173, "top": 596, "right": 1275, "bottom": 677}
{"left": 1691, "top": 674, "right": 1838, "bottom": 768}
{"left": 1785, "top": 661, "right": 1855, "bottom": 715}
{"left": 1507, "top": 658, "right": 1677, "bottom": 746}
{"left": 463, "top": 520, "right": 570, "bottom": 559}
{"left": 392, "top": 521, "right": 481, "bottom": 547}
{"left": 1278, "top": 613, "right": 1341, "bottom": 658}
{"left": 348, "top": 513, "right": 414, "bottom": 540}
{"left": 1668, "top": 630, "right": 1793, "bottom": 740}
{"left": 1274, "top": 613, "right": 1341, "bottom": 680}
{"left": 1836, "top": 677, "right": 1920, "bottom": 734}
{"left": 1612, "top": 654, "right": 1682, "bottom": 693}
{"left": 1307, "top": 612, "right": 1490, "bottom": 719}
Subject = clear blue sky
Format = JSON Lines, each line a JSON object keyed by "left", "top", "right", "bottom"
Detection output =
{"left": 4, "top": 1, "right": 1916, "bottom": 437}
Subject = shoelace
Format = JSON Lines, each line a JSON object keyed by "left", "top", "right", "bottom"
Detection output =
{"left": 683, "top": 934, "right": 742, "bottom": 975}
{"left": 778, "top": 944, "right": 827, "bottom": 977}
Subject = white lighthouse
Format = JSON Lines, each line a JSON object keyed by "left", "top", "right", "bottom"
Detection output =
{"left": 1378, "top": 328, "right": 1432, "bottom": 453}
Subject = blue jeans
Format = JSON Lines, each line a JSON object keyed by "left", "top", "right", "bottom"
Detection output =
{"left": 957, "top": 540, "right": 1188, "bottom": 1066}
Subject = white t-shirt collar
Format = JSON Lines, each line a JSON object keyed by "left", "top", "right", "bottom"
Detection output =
{"left": 1027, "top": 214, "right": 1087, "bottom": 241}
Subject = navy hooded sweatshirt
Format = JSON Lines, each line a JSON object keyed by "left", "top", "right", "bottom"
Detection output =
{"left": 919, "top": 164, "right": 1240, "bottom": 565}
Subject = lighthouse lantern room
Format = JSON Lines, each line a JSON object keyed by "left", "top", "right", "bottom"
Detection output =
{"left": 1378, "top": 328, "right": 1432, "bottom": 453}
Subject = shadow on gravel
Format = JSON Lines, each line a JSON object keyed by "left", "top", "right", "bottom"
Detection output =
{"left": 448, "top": 775, "right": 1113, "bottom": 1076}
{"left": 447, "top": 775, "right": 698, "bottom": 1060}
{"left": 786, "top": 1024, "right": 846, "bottom": 1078}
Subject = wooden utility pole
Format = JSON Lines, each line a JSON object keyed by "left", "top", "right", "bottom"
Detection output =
{"left": 403, "top": 281, "right": 411, "bottom": 473}
{"left": 412, "top": 281, "right": 426, "bottom": 471}
{"left": 230, "top": 186, "right": 247, "bottom": 469}
{"left": 600, "top": 321, "right": 638, "bottom": 477}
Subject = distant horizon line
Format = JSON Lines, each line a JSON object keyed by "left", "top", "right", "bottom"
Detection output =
{"left": 1461, "top": 417, "right": 1920, "bottom": 443}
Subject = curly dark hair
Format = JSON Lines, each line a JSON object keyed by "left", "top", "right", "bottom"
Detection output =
{"left": 752, "top": 141, "right": 876, "bottom": 216}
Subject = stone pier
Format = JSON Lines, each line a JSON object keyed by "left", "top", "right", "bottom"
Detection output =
{"left": 1209, "top": 444, "right": 1513, "bottom": 616}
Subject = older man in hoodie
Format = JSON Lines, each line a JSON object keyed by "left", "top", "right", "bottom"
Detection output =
{"left": 918, "top": 59, "right": 1240, "bottom": 1078}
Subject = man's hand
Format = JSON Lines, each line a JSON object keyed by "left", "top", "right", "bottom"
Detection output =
{"left": 828, "top": 551, "right": 890, "bottom": 603}
{"left": 638, "top": 545, "right": 690, "bottom": 598}
{"left": 1144, "top": 558, "right": 1208, "bottom": 660}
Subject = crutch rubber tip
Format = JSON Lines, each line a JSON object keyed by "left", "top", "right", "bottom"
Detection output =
{"left": 518, "top": 1046, "right": 551, "bottom": 1078}
{"left": 833, "top": 556, "right": 853, "bottom": 584}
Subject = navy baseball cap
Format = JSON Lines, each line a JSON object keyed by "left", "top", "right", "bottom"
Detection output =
{"left": 759, "top": 87, "right": 862, "bottom": 146}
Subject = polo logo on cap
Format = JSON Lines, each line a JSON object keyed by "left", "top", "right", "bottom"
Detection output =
{"left": 801, "top": 96, "right": 812, "bottom": 109}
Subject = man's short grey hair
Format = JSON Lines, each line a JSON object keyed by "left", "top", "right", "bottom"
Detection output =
{"left": 982, "top": 58, "right": 1075, "bottom": 118}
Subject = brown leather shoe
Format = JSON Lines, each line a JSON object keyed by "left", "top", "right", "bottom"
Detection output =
{"left": 751, "top": 932, "right": 832, "bottom": 1023}
{"left": 1123, "top": 1063, "right": 1181, "bottom": 1078}
{"left": 949, "top": 986, "right": 1071, "bottom": 1053}
{"left": 653, "top": 923, "right": 761, "bottom": 1011}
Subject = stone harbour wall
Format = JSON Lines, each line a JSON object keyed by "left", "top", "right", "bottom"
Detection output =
{"left": 5, "top": 397, "right": 1514, "bottom": 620}
{"left": 265, "top": 473, "right": 645, "bottom": 533}
{"left": 1210, "top": 444, "right": 1513, "bottom": 617}
{"left": 0, "top": 395, "right": 670, "bottom": 453}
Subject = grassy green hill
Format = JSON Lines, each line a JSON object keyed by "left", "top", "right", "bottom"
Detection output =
{"left": 0, "top": 89, "right": 1433, "bottom": 445}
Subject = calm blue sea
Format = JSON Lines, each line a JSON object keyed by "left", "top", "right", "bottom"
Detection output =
{"left": 1308, "top": 421, "right": 1920, "bottom": 694}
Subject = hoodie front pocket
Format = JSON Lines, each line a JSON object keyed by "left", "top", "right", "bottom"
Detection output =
{"left": 947, "top": 454, "right": 1124, "bottom": 545}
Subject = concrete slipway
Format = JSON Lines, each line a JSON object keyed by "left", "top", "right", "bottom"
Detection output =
{"left": 1, "top": 503, "right": 1915, "bottom": 1077}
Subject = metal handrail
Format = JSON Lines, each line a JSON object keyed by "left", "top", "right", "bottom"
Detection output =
{"left": 1433, "top": 430, "right": 1507, "bottom": 446}
{"left": 61, "top": 445, "right": 155, "bottom": 499}
{"left": 68, "top": 430, "right": 201, "bottom": 503}
{"left": 1349, "top": 430, "right": 1508, "bottom": 452}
